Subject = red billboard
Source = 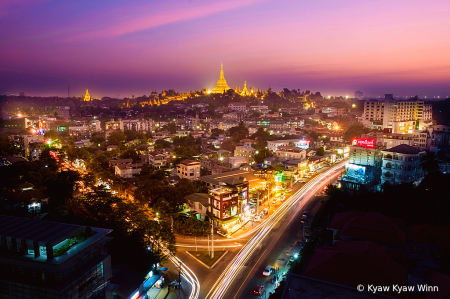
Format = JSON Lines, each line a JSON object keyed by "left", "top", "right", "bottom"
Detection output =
{"left": 351, "top": 138, "right": 375, "bottom": 148}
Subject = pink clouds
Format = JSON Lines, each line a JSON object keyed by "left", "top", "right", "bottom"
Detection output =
{"left": 66, "top": 0, "right": 264, "bottom": 42}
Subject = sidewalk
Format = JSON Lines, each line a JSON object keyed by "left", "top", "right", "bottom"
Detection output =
{"left": 153, "top": 269, "right": 191, "bottom": 299}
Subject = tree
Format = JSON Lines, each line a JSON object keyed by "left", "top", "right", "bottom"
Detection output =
{"left": 108, "top": 131, "right": 127, "bottom": 145}
{"left": 316, "top": 147, "right": 325, "bottom": 156}
{"left": 254, "top": 148, "right": 273, "bottom": 164}
{"left": 165, "top": 122, "right": 177, "bottom": 134}
{"left": 420, "top": 151, "right": 440, "bottom": 174}
{"left": 210, "top": 128, "right": 224, "bottom": 138}
{"left": 154, "top": 139, "right": 172, "bottom": 149}
{"left": 343, "top": 123, "right": 371, "bottom": 142}
{"left": 221, "top": 139, "right": 235, "bottom": 152}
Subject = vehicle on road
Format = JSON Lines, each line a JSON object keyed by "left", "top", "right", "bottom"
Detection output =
{"left": 260, "top": 208, "right": 269, "bottom": 216}
{"left": 262, "top": 266, "right": 275, "bottom": 276}
{"left": 303, "top": 223, "right": 312, "bottom": 238}
{"left": 253, "top": 285, "right": 264, "bottom": 296}
{"left": 217, "top": 229, "right": 228, "bottom": 237}
{"left": 253, "top": 215, "right": 260, "bottom": 222}
{"left": 301, "top": 214, "right": 308, "bottom": 223}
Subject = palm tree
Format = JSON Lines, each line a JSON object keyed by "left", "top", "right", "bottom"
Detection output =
{"left": 420, "top": 151, "right": 440, "bottom": 174}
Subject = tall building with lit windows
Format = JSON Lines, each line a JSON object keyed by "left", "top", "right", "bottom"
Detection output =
{"left": 383, "top": 95, "right": 432, "bottom": 134}
{"left": 362, "top": 94, "right": 432, "bottom": 133}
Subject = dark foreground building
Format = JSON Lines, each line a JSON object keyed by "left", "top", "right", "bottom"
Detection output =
{"left": 0, "top": 215, "right": 113, "bottom": 299}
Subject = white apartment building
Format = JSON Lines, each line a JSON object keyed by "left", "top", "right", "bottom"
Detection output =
{"left": 275, "top": 146, "right": 306, "bottom": 161}
{"left": 120, "top": 118, "right": 153, "bottom": 132}
{"left": 149, "top": 152, "right": 167, "bottom": 168}
{"left": 115, "top": 163, "right": 142, "bottom": 178}
{"left": 234, "top": 145, "right": 254, "bottom": 160}
{"left": 228, "top": 102, "right": 247, "bottom": 112}
{"left": 267, "top": 139, "right": 310, "bottom": 152}
{"left": 177, "top": 159, "right": 201, "bottom": 180}
{"left": 228, "top": 156, "right": 248, "bottom": 169}
{"left": 381, "top": 144, "right": 425, "bottom": 186}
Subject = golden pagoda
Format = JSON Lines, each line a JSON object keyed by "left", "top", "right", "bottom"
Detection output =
{"left": 83, "top": 89, "right": 91, "bottom": 101}
{"left": 211, "top": 64, "right": 231, "bottom": 94}
{"left": 241, "top": 81, "right": 249, "bottom": 96}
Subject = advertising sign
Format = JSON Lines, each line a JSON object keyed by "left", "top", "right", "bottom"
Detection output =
{"left": 345, "top": 164, "right": 366, "bottom": 180}
{"left": 351, "top": 138, "right": 375, "bottom": 148}
{"left": 297, "top": 139, "right": 311, "bottom": 149}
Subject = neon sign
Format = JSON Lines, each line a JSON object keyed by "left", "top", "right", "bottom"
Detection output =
{"left": 351, "top": 138, "right": 375, "bottom": 148}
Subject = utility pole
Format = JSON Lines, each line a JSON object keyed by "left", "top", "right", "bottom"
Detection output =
{"left": 195, "top": 236, "right": 197, "bottom": 252}
{"left": 171, "top": 216, "right": 173, "bottom": 232}
{"left": 257, "top": 192, "right": 260, "bottom": 216}
{"left": 178, "top": 261, "right": 181, "bottom": 299}
{"left": 211, "top": 221, "right": 214, "bottom": 258}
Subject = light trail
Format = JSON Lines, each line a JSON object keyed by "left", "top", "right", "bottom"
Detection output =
{"left": 205, "top": 161, "right": 347, "bottom": 299}
{"left": 160, "top": 246, "right": 201, "bottom": 299}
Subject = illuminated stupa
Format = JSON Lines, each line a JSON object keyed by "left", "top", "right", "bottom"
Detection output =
{"left": 241, "top": 81, "right": 249, "bottom": 96}
{"left": 84, "top": 89, "right": 91, "bottom": 101}
{"left": 211, "top": 64, "right": 231, "bottom": 94}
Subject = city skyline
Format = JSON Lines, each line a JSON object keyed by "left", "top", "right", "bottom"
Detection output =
{"left": 1, "top": 0, "right": 450, "bottom": 98}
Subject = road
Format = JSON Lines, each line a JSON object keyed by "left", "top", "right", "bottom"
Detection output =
{"left": 203, "top": 161, "right": 346, "bottom": 299}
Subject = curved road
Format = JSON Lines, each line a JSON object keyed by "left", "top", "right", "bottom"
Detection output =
{"left": 203, "top": 161, "right": 346, "bottom": 299}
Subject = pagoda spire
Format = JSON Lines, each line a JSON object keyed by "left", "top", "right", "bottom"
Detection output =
{"left": 211, "top": 64, "right": 231, "bottom": 94}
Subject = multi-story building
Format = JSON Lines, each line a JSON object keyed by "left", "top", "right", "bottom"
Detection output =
{"left": 428, "top": 125, "right": 450, "bottom": 148}
{"left": 208, "top": 177, "right": 249, "bottom": 233}
{"left": 228, "top": 102, "right": 247, "bottom": 112}
{"left": 267, "top": 139, "right": 310, "bottom": 152}
{"left": 228, "top": 156, "right": 247, "bottom": 169}
{"left": 274, "top": 146, "right": 306, "bottom": 162}
{"left": 361, "top": 100, "right": 384, "bottom": 130}
{"left": 0, "top": 215, "right": 112, "bottom": 299}
{"left": 341, "top": 138, "right": 383, "bottom": 191}
{"left": 362, "top": 95, "right": 433, "bottom": 133}
{"left": 115, "top": 163, "right": 142, "bottom": 178}
{"left": 120, "top": 118, "right": 153, "bottom": 132}
{"left": 176, "top": 159, "right": 201, "bottom": 180}
{"left": 234, "top": 145, "right": 254, "bottom": 161}
{"left": 383, "top": 95, "right": 432, "bottom": 133}
{"left": 381, "top": 144, "right": 425, "bottom": 186}
{"left": 149, "top": 153, "right": 167, "bottom": 168}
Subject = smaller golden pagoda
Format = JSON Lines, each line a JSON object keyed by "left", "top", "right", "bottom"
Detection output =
{"left": 211, "top": 64, "right": 231, "bottom": 94}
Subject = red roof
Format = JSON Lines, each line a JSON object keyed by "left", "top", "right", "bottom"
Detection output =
{"left": 329, "top": 211, "right": 405, "bottom": 245}
{"left": 304, "top": 241, "right": 407, "bottom": 297}
{"left": 407, "top": 225, "right": 450, "bottom": 248}
{"left": 426, "top": 272, "right": 450, "bottom": 299}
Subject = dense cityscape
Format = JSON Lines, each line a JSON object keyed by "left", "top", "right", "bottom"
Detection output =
{"left": 1, "top": 1, "right": 450, "bottom": 299}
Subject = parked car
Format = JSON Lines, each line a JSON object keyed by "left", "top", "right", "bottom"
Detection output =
{"left": 301, "top": 214, "right": 308, "bottom": 223}
{"left": 260, "top": 208, "right": 269, "bottom": 216}
{"left": 253, "top": 285, "right": 264, "bottom": 296}
{"left": 253, "top": 215, "right": 260, "bottom": 222}
{"left": 262, "top": 266, "right": 275, "bottom": 276}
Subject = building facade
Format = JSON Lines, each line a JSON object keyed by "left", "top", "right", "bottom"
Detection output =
{"left": 176, "top": 159, "right": 201, "bottom": 180}
{"left": 381, "top": 144, "right": 425, "bottom": 186}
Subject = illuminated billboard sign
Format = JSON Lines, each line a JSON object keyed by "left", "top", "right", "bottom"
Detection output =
{"left": 351, "top": 138, "right": 375, "bottom": 148}
{"left": 345, "top": 164, "right": 366, "bottom": 179}
{"left": 296, "top": 139, "right": 311, "bottom": 149}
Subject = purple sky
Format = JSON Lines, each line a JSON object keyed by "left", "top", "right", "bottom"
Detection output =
{"left": 1, "top": 0, "right": 449, "bottom": 98}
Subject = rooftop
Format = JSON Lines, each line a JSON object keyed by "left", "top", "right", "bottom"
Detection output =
{"left": 407, "top": 224, "right": 450, "bottom": 248}
{"left": 281, "top": 274, "right": 388, "bottom": 299}
{"left": 303, "top": 241, "right": 407, "bottom": 297}
{"left": 329, "top": 211, "right": 406, "bottom": 245}
{"left": 185, "top": 193, "right": 210, "bottom": 206}
{"left": 383, "top": 144, "right": 421, "bottom": 154}
{"left": 179, "top": 159, "right": 200, "bottom": 165}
